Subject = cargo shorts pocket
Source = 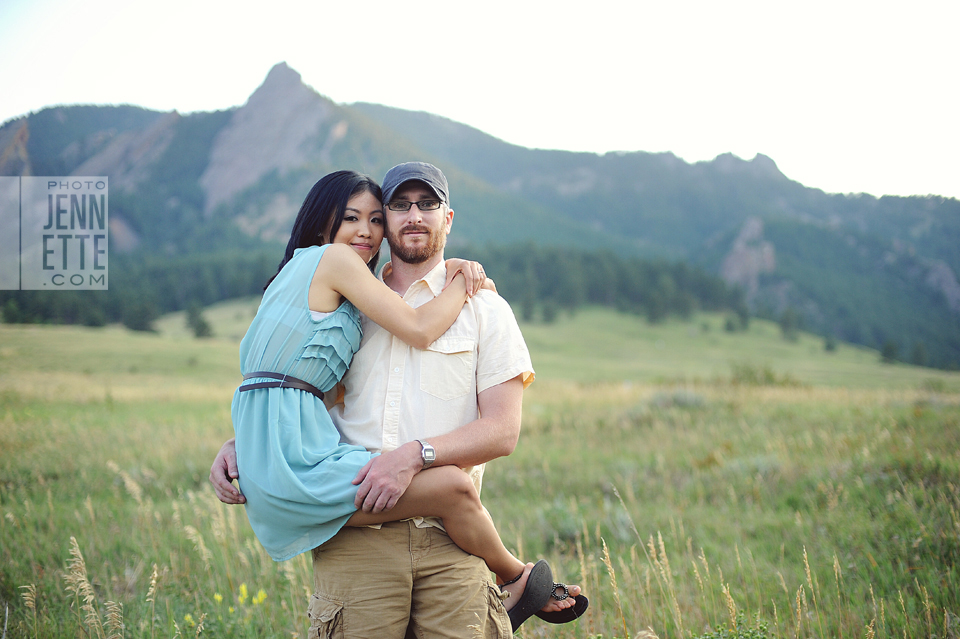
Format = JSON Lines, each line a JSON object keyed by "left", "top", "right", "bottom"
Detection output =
{"left": 485, "top": 582, "right": 512, "bottom": 638}
{"left": 420, "top": 337, "right": 475, "bottom": 400}
{"left": 306, "top": 593, "right": 344, "bottom": 639}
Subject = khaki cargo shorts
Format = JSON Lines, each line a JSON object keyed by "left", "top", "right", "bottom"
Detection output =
{"left": 308, "top": 521, "right": 511, "bottom": 639}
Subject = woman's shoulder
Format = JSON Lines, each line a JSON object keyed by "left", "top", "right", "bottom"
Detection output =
{"left": 291, "top": 244, "right": 366, "bottom": 274}
{"left": 317, "top": 243, "right": 356, "bottom": 259}
{"left": 267, "top": 246, "right": 329, "bottom": 294}
{"left": 315, "top": 243, "right": 368, "bottom": 270}
{"left": 293, "top": 244, "right": 328, "bottom": 260}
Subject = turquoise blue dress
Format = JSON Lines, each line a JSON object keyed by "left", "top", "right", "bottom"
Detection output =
{"left": 231, "top": 245, "right": 376, "bottom": 561}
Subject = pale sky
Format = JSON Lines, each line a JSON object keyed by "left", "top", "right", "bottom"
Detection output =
{"left": 2, "top": 0, "right": 957, "bottom": 199}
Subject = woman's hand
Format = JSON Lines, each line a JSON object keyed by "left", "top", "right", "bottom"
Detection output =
{"left": 209, "top": 438, "right": 245, "bottom": 504}
{"left": 444, "top": 258, "right": 487, "bottom": 296}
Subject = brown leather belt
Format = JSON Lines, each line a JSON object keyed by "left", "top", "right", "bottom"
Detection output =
{"left": 238, "top": 371, "right": 324, "bottom": 401}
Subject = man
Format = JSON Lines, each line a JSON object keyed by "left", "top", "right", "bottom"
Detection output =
{"left": 211, "top": 162, "right": 578, "bottom": 638}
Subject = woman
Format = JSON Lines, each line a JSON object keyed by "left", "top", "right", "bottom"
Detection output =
{"left": 231, "top": 171, "right": 585, "bottom": 629}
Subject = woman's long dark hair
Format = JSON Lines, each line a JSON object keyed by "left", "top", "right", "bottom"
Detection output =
{"left": 265, "top": 171, "right": 383, "bottom": 289}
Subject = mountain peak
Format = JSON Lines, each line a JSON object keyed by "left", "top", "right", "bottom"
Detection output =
{"left": 710, "top": 152, "right": 785, "bottom": 180}
{"left": 260, "top": 61, "right": 304, "bottom": 92}
{"left": 200, "top": 62, "right": 336, "bottom": 213}
{"left": 750, "top": 153, "right": 782, "bottom": 177}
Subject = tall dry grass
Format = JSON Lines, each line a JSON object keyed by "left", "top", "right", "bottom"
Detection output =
{"left": 2, "top": 323, "right": 959, "bottom": 637}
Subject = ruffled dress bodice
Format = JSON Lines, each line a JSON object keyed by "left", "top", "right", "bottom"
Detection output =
{"left": 238, "top": 245, "right": 362, "bottom": 391}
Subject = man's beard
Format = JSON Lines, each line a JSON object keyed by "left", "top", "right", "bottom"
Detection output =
{"left": 387, "top": 223, "right": 446, "bottom": 264}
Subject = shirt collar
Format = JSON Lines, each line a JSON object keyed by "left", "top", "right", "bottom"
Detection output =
{"left": 379, "top": 259, "right": 447, "bottom": 298}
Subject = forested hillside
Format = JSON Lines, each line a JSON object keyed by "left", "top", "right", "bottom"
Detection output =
{"left": 355, "top": 103, "right": 960, "bottom": 367}
{"left": 1, "top": 62, "right": 957, "bottom": 368}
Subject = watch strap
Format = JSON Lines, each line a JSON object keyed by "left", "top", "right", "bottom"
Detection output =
{"left": 417, "top": 439, "right": 436, "bottom": 469}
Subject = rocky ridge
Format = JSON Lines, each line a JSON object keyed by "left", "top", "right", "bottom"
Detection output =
{"left": 200, "top": 62, "right": 335, "bottom": 214}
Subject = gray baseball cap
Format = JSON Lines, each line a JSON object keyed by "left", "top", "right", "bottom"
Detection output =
{"left": 381, "top": 162, "right": 449, "bottom": 205}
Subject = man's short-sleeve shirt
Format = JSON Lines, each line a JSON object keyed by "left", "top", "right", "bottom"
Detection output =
{"left": 329, "top": 259, "right": 534, "bottom": 494}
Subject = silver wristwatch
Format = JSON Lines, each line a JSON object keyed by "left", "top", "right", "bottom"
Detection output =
{"left": 417, "top": 439, "right": 436, "bottom": 469}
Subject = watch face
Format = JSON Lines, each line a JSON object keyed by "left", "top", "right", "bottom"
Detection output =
{"left": 420, "top": 441, "right": 436, "bottom": 465}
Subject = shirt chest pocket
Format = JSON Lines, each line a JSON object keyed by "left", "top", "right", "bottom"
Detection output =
{"left": 420, "top": 337, "right": 475, "bottom": 401}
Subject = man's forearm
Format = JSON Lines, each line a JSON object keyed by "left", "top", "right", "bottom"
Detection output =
{"left": 351, "top": 375, "right": 524, "bottom": 510}
{"left": 428, "top": 375, "right": 523, "bottom": 468}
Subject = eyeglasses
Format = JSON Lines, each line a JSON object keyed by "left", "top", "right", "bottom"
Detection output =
{"left": 386, "top": 199, "right": 442, "bottom": 212}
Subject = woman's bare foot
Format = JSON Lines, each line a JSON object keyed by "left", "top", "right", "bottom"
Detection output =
{"left": 499, "top": 562, "right": 533, "bottom": 612}
{"left": 500, "top": 565, "right": 584, "bottom": 614}
{"left": 540, "top": 583, "right": 583, "bottom": 613}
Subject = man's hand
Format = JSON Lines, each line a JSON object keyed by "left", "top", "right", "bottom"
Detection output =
{"left": 352, "top": 441, "right": 422, "bottom": 513}
{"left": 210, "top": 438, "right": 245, "bottom": 504}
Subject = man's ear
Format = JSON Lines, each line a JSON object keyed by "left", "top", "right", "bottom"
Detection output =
{"left": 444, "top": 208, "right": 454, "bottom": 234}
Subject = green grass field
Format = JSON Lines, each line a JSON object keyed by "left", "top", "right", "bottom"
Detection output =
{"left": 1, "top": 304, "right": 958, "bottom": 638}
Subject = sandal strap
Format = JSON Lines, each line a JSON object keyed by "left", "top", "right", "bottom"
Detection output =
{"left": 500, "top": 570, "right": 525, "bottom": 588}
{"left": 551, "top": 583, "right": 570, "bottom": 601}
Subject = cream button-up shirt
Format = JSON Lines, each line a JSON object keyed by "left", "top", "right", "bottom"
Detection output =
{"left": 329, "top": 259, "right": 534, "bottom": 505}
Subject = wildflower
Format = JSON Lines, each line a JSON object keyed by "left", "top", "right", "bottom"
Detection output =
{"left": 184, "top": 613, "right": 196, "bottom": 627}
{"left": 214, "top": 592, "right": 223, "bottom": 604}
{"left": 253, "top": 589, "right": 267, "bottom": 605}
{"left": 229, "top": 607, "right": 235, "bottom": 614}
{"left": 238, "top": 583, "right": 248, "bottom": 604}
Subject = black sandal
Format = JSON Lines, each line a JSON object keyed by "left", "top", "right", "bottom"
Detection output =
{"left": 534, "top": 582, "right": 589, "bottom": 624}
{"left": 500, "top": 560, "right": 554, "bottom": 631}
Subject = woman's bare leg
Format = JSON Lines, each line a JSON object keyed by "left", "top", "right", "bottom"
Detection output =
{"left": 347, "top": 465, "right": 523, "bottom": 581}
{"left": 346, "top": 465, "right": 582, "bottom": 613}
